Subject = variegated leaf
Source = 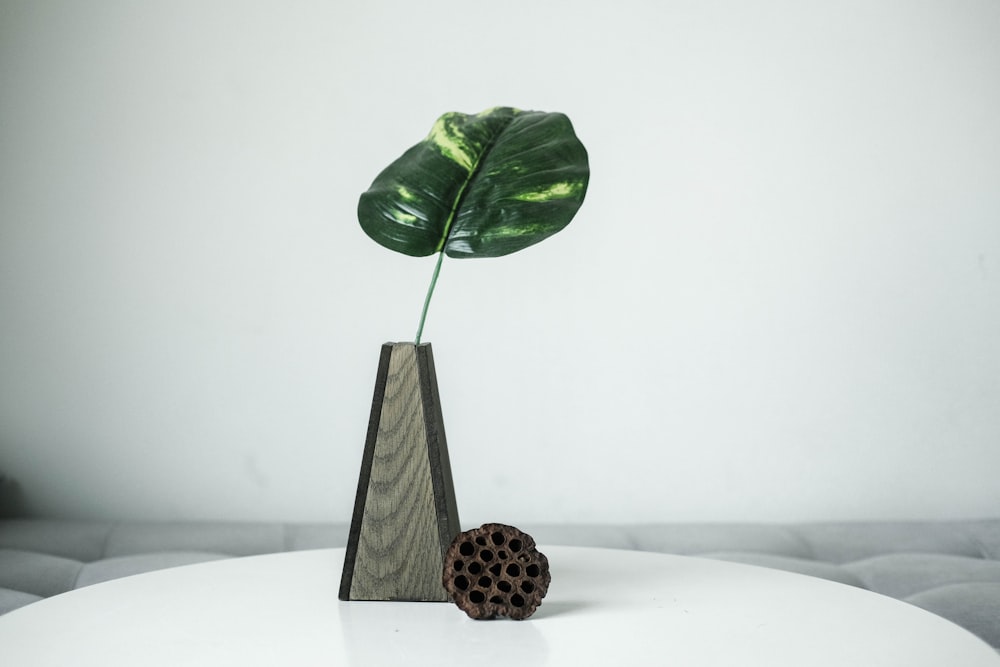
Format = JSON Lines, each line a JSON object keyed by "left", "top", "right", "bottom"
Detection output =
{"left": 358, "top": 107, "right": 589, "bottom": 258}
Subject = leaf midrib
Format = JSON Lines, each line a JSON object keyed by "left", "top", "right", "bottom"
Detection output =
{"left": 433, "top": 116, "right": 517, "bottom": 254}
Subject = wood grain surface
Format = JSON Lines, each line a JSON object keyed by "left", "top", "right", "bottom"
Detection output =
{"left": 340, "top": 343, "right": 461, "bottom": 601}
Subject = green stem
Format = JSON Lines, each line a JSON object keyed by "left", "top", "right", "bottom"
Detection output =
{"left": 415, "top": 251, "right": 445, "bottom": 344}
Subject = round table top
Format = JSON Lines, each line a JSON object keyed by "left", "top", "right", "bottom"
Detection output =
{"left": 0, "top": 546, "right": 997, "bottom": 666}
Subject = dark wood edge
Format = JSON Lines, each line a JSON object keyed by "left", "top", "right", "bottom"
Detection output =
{"left": 417, "top": 343, "right": 461, "bottom": 555}
{"left": 339, "top": 342, "right": 395, "bottom": 600}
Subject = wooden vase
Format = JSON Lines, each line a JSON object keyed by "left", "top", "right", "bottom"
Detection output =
{"left": 339, "top": 342, "right": 461, "bottom": 601}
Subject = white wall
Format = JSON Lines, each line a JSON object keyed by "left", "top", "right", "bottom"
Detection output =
{"left": 1, "top": 0, "right": 998, "bottom": 524}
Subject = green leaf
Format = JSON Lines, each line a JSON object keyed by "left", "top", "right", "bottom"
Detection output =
{"left": 358, "top": 106, "right": 589, "bottom": 259}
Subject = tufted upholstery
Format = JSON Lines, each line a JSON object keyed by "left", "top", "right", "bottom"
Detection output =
{"left": 2, "top": 518, "right": 999, "bottom": 651}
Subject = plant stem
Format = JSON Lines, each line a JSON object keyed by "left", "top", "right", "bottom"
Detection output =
{"left": 415, "top": 251, "right": 445, "bottom": 344}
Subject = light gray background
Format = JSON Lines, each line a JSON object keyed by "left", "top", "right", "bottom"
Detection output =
{"left": 1, "top": 0, "right": 998, "bottom": 524}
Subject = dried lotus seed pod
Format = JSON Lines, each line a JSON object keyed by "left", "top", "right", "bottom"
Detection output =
{"left": 442, "top": 523, "right": 550, "bottom": 620}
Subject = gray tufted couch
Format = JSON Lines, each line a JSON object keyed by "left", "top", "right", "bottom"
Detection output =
{"left": 2, "top": 518, "right": 999, "bottom": 652}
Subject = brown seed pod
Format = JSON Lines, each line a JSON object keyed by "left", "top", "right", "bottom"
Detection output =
{"left": 442, "top": 523, "right": 550, "bottom": 620}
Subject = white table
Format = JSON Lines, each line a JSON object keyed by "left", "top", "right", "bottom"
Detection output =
{"left": 0, "top": 546, "right": 997, "bottom": 666}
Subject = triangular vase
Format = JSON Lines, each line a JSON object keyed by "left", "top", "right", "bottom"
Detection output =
{"left": 339, "top": 342, "right": 461, "bottom": 601}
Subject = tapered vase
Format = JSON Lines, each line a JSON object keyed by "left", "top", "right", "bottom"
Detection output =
{"left": 339, "top": 342, "right": 461, "bottom": 601}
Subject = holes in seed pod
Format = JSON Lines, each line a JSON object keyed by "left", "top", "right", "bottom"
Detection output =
{"left": 446, "top": 525, "right": 548, "bottom": 619}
